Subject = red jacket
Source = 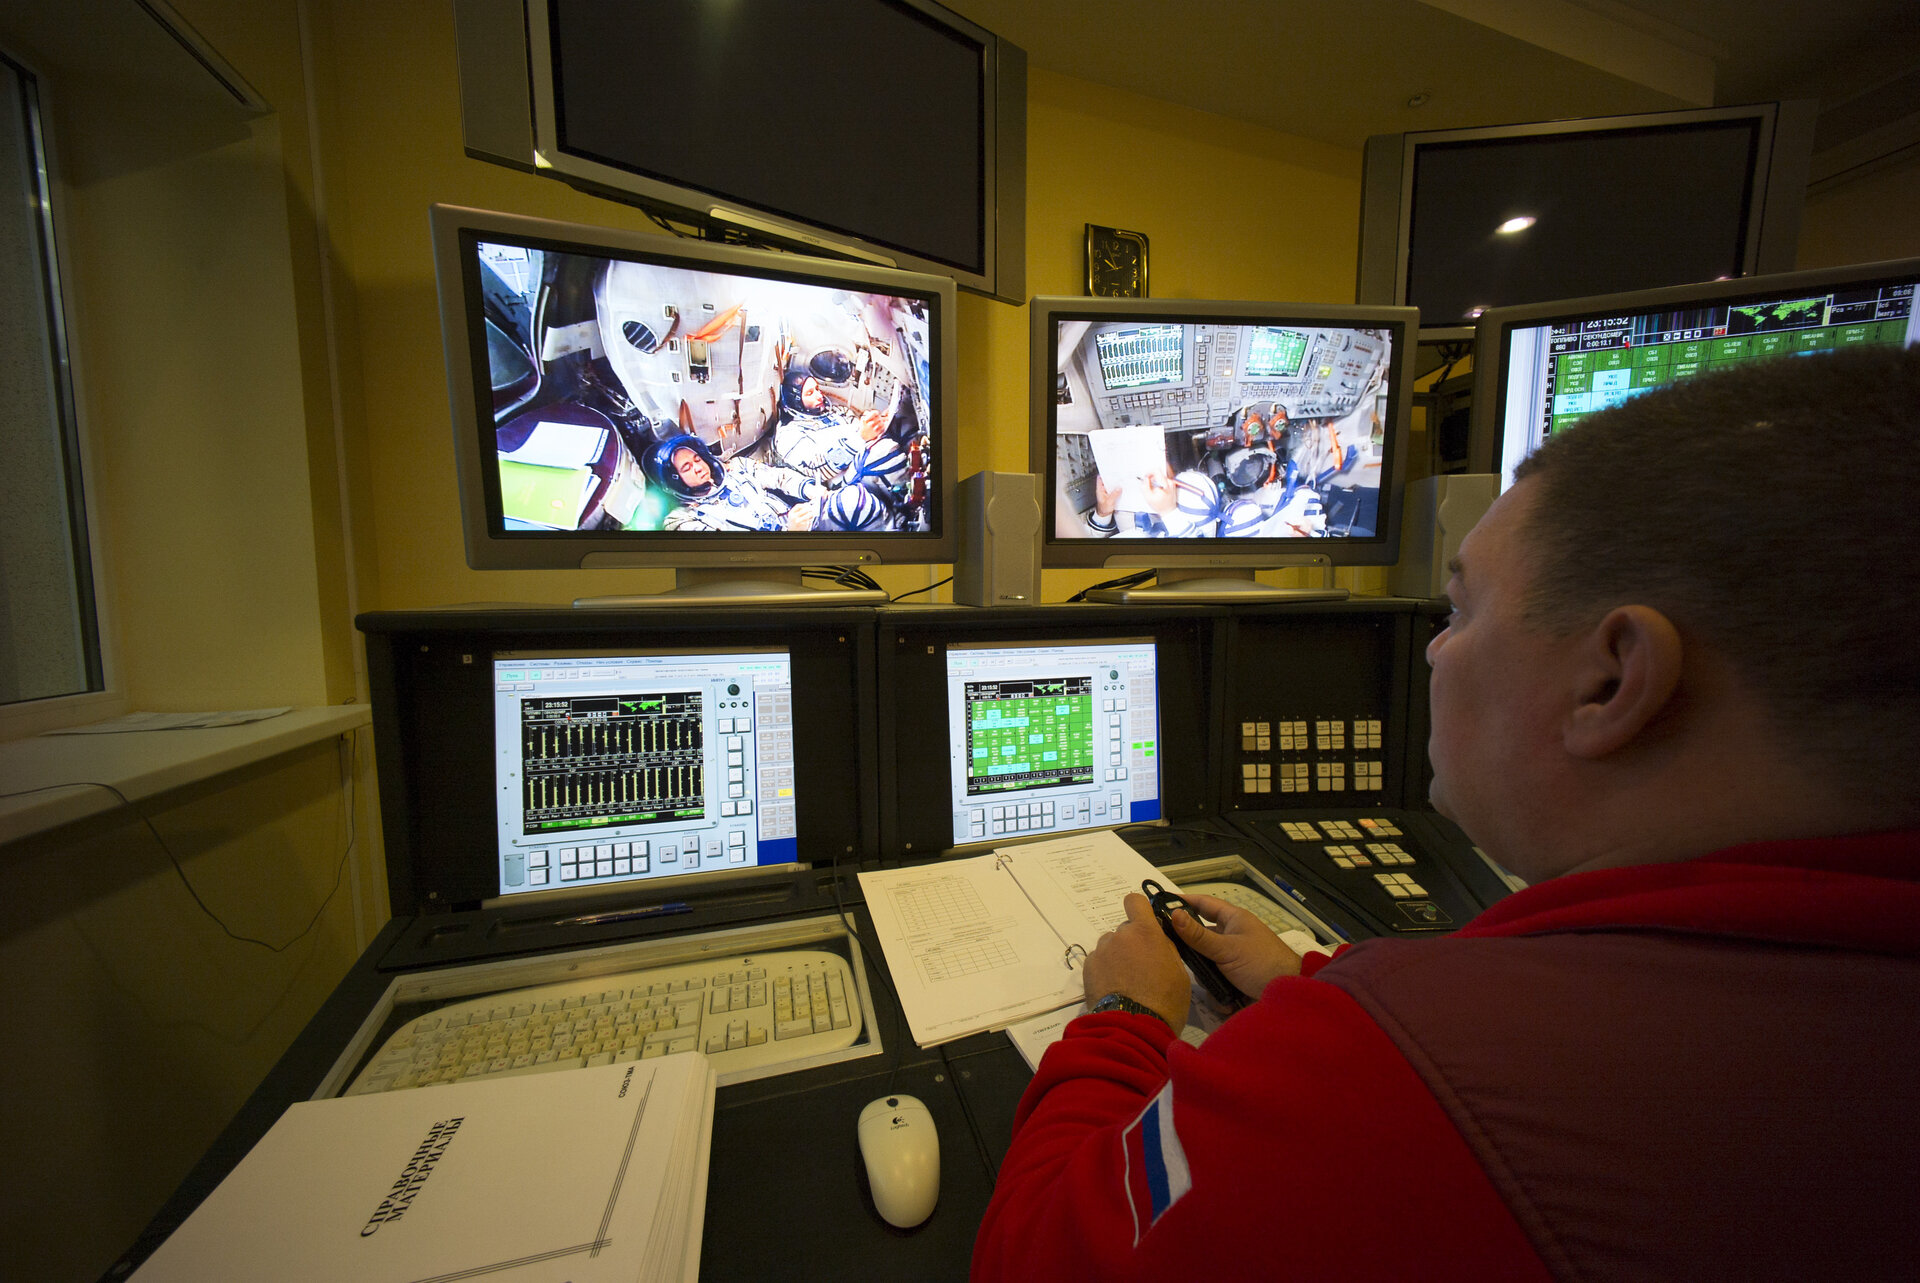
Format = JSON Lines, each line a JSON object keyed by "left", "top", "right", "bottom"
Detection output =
{"left": 971, "top": 832, "right": 1920, "bottom": 1282}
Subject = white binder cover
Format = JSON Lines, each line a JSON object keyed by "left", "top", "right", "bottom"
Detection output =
{"left": 134, "top": 1055, "right": 716, "bottom": 1283}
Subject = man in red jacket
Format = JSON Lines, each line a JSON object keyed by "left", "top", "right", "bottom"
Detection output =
{"left": 972, "top": 343, "right": 1920, "bottom": 1282}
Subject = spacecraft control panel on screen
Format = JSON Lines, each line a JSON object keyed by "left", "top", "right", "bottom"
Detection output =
{"left": 1496, "top": 277, "right": 1920, "bottom": 488}
{"left": 491, "top": 648, "right": 798, "bottom": 897}
{"left": 945, "top": 639, "right": 1162, "bottom": 848}
{"left": 1050, "top": 320, "right": 1393, "bottom": 541}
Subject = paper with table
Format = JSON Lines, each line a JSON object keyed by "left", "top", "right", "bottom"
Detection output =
{"left": 858, "top": 830, "right": 1182, "bottom": 1047}
{"left": 133, "top": 1055, "right": 716, "bottom": 1283}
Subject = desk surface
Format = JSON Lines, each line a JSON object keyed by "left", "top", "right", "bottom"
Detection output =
{"left": 101, "top": 820, "right": 1497, "bottom": 1280}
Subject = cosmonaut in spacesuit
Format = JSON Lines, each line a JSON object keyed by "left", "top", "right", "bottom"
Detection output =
{"left": 772, "top": 365, "right": 894, "bottom": 484}
{"left": 644, "top": 435, "right": 828, "bottom": 532}
{"left": 1084, "top": 466, "right": 1223, "bottom": 538}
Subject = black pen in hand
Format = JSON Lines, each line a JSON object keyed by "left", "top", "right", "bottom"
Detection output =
{"left": 1142, "top": 880, "right": 1247, "bottom": 1011}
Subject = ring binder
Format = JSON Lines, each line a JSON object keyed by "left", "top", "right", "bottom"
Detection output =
{"left": 1063, "top": 943, "right": 1087, "bottom": 969}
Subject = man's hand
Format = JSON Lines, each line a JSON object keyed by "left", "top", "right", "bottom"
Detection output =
{"left": 1141, "top": 466, "right": 1179, "bottom": 513}
{"left": 1082, "top": 893, "right": 1192, "bottom": 1031}
{"left": 1094, "top": 475, "right": 1120, "bottom": 518}
{"left": 1168, "top": 893, "right": 1301, "bottom": 999}
{"left": 858, "top": 408, "right": 887, "bottom": 442}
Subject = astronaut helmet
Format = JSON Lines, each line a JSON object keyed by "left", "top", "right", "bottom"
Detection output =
{"left": 817, "top": 482, "right": 890, "bottom": 531}
{"left": 1221, "top": 446, "right": 1275, "bottom": 492}
{"left": 782, "top": 367, "right": 828, "bottom": 415}
{"left": 644, "top": 434, "right": 724, "bottom": 499}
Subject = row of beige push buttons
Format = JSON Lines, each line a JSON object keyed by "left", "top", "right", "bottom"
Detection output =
{"left": 1277, "top": 819, "right": 1426, "bottom": 888}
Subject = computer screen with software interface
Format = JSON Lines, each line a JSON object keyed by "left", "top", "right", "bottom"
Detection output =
{"left": 944, "top": 638, "right": 1161, "bottom": 848}
{"left": 1484, "top": 264, "right": 1920, "bottom": 491}
{"left": 491, "top": 647, "right": 798, "bottom": 897}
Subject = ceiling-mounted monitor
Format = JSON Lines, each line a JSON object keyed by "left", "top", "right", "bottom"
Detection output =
{"left": 1357, "top": 101, "right": 1817, "bottom": 339}
{"left": 452, "top": 0, "right": 1026, "bottom": 303}
{"left": 1029, "top": 296, "right": 1417, "bottom": 603}
{"left": 430, "top": 204, "right": 956, "bottom": 605}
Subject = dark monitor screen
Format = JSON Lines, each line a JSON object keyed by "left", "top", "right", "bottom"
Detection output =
{"left": 1356, "top": 103, "right": 1815, "bottom": 331}
{"left": 1473, "top": 258, "right": 1920, "bottom": 491}
{"left": 547, "top": 0, "right": 984, "bottom": 277}
{"left": 1409, "top": 119, "right": 1760, "bottom": 326}
{"left": 1029, "top": 297, "right": 1417, "bottom": 597}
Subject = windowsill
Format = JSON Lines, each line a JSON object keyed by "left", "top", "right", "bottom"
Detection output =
{"left": 0, "top": 704, "right": 371, "bottom": 847}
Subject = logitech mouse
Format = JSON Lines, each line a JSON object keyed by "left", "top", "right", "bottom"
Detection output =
{"left": 857, "top": 1094, "right": 940, "bottom": 1228}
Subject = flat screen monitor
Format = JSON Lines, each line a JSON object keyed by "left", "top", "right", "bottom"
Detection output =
{"left": 1029, "top": 297, "right": 1417, "bottom": 603}
{"left": 1357, "top": 102, "right": 1816, "bottom": 335}
{"left": 1471, "top": 258, "right": 1920, "bottom": 492}
{"left": 944, "top": 638, "right": 1161, "bottom": 848}
{"left": 491, "top": 646, "right": 799, "bottom": 900}
{"left": 431, "top": 204, "right": 957, "bottom": 605}
{"left": 451, "top": 0, "right": 1026, "bottom": 303}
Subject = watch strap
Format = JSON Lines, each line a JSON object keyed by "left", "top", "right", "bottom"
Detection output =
{"left": 1089, "top": 992, "right": 1167, "bottom": 1023}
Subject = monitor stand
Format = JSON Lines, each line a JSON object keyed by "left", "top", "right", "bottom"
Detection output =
{"left": 1081, "top": 564, "right": 1348, "bottom": 605}
{"left": 574, "top": 566, "right": 886, "bottom": 609}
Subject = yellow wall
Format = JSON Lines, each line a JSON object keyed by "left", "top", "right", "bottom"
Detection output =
{"left": 311, "top": 3, "right": 1386, "bottom": 608}
{"left": 9, "top": 1, "right": 1916, "bottom": 1277}
{"left": 0, "top": 734, "right": 376, "bottom": 1281}
{"left": 1798, "top": 155, "right": 1920, "bottom": 268}
{"left": 0, "top": 5, "right": 380, "bottom": 1278}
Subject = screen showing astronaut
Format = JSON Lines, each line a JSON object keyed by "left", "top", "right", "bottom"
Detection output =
{"left": 1048, "top": 319, "right": 1394, "bottom": 540}
{"left": 473, "top": 238, "right": 936, "bottom": 536}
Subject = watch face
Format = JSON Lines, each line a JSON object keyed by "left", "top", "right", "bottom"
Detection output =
{"left": 1086, "top": 224, "right": 1148, "bottom": 298}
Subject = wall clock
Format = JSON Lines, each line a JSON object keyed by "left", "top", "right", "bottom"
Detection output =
{"left": 1085, "top": 224, "right": 1148, "bottom": 298}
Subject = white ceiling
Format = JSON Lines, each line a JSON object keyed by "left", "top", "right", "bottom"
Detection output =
{"left": 943, "top": 0, "right": 1920, "bottom": 183}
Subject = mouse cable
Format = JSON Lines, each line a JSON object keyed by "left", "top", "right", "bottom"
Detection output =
{"left": 889, "top": 575, "right": 951, "bottom": 603}
{"left": 0, "top": 728, "right": 361, "bottom": 953}
{"left": 828, "top": 847, "right": 910, "bottom": 1097}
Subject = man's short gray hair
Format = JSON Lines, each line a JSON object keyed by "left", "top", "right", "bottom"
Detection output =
{"left": 1511, "top": 343, "right": 1920, "bottom": 797}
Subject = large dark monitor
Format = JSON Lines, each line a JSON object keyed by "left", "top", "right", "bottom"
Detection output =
{"left": 431, "top": 204, "right": 956, "bottom": 605}
{"left": 1029, "top": 297, "right": 1418, "bottom": 603}
{"left": 451, "top": 0, "right": 1026, "bottom": 303}
{"left": 1470, "top": 258, "right": 1920, "bottom": 492}
{"left": 1357, "top": 102, "right": 1816, "bottom": 337}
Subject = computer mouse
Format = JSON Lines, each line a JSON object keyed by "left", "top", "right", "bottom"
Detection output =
{"left": 857, "top": 1094, "right": 940, "bottom": 1227}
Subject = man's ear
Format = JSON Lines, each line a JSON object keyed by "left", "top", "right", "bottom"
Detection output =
{"left": 1562, "top": 605, "right": 1683, "bottom": 759}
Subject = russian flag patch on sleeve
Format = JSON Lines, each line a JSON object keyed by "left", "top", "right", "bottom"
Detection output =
{"left": 1120, "top": 1079, "right": 1192, "bottom": 1243}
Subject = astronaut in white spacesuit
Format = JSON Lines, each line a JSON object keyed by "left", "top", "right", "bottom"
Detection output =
{"left": 772, "top": 367, "right": 892, "bottom": 485}
{"left": 646, "top": 435, "right": 828, "bottom": 532}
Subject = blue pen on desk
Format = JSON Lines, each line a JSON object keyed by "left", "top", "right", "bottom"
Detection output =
{"left": 554, "top": 902, "right": 692, "bottom": 929}
{"left": 1271, "top": 876, "right": 1351, "bottom": 942}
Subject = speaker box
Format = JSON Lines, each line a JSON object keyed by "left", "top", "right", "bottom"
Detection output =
{"left": 1389, "top": 474, "right": 1498, "bottom": 599}
{"left": 954, "top": 471, "right": 1042, "bottom": 606}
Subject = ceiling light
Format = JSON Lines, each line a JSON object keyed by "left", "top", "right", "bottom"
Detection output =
{"left": 1496, "top": 216, "right": 1536, "bottom": 235}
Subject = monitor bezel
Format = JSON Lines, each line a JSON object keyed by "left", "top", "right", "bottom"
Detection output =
{"left": 451, "top": 0, "right": 1026, "bottom": 303}
{"left": 1356, "top": 101, "right": 1817, "bottom": 336}
{"left": 431, "top": 203, "right": 958, "bottom": 573}
{"left": 1468, "top": 256, "right": 1920, "bottom": 487}
{"left": 1027, "top": 295, "right": 1419, "bottom": 571}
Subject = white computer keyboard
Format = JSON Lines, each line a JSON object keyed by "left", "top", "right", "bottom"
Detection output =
{"left": 345, "top": 948, "right": 861, "bottom": 1095}
{"left": 1186, "top": 880, "right": 1330, "bottom": 951}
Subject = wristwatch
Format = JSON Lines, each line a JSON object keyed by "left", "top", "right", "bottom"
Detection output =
{"left": 1089, "top": 992, "right": 1167, "bottom": 1024}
